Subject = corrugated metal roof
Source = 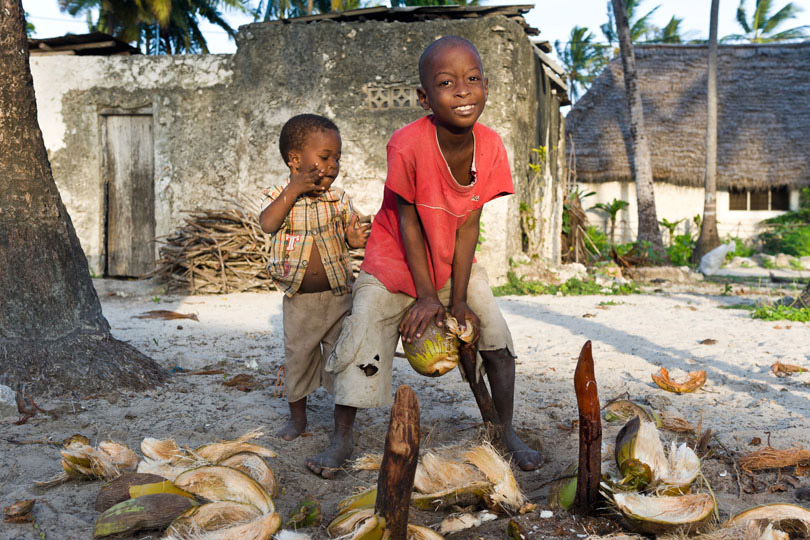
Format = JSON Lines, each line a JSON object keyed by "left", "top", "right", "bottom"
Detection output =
{"left": 29, "top": 32, "right": 141, "bottom": 56}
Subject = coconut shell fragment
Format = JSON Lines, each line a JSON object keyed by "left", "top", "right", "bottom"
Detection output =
{"left": 728, "top": 503, "right": 810, "bottom": 535}
{"left": 651, "top": 367, "right": 707, "bottom": 393}
{"left": 95, "top": 472, "right": 171, "bottom": 512}
{"left": 604, "top": 400, "right": 661, "bottom": 427}
{"left": 93, "top": 493, "right": 196, "bottom": 538}
{"left": 609, "top": 491, "right": 714, "bottom": 535}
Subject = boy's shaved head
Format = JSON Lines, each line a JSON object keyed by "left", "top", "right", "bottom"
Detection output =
{"left": 418, "top": 36, "right": 483, "bottom": 87}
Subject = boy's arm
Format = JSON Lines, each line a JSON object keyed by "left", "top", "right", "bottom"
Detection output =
{"left": 396, "top": 195, "right": 445, "bottom": 343}
{"left": 259, "top": 165, "right": 324, "bottom": 234}
{"left": 449, "top": 208, "right": 482, "bottom": 334}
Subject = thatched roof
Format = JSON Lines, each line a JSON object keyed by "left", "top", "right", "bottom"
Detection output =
{"left": 567, "top": 42, "right": 810, "bottom": 190}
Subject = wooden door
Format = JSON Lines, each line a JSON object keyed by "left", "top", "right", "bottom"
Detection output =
{"left": 104, "top": 114, "right": 155, "bottom": 277}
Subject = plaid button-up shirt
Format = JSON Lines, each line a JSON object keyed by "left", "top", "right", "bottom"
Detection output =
{"left": 263, "top": 183, "right": 357, "bottom": 297}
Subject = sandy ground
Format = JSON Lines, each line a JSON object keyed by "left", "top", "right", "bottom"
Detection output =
{"left": 2, "top": 277, "right": 810, "bottom": 539}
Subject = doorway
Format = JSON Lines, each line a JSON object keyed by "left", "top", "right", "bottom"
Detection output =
{"left": 102, "top": 110, "right": 155, "bottom": 277}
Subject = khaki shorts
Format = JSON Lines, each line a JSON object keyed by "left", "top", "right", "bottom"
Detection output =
{"left": 327, "top": 264, "right": 514, "bottom": 408}
{"left": 282, "top": 290, "right": 352, "bottom": 402}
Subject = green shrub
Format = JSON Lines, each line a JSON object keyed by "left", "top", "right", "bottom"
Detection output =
{"left": 585, "top": 226, "right": 610, "bottom": 258}
{"left": 492, "top": 272, "right": 639, "bottom": 297}
{"left": 725, "top": 237, "right": 755, "bottom": 259}
{"left": 666, "top": 233, "right": 694, "bottom": 266}
{"left": 751, "top": 304, "right": 810, "bottom": 322}
{"left": 760, "top": 226, "right": 810, "bottom": 257}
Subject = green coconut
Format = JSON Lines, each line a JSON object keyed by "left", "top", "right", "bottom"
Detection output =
{"left": 614, "top": 416, "right": 700, "bottom": 492}
{"left": 548, "top": 468, "right": 577, "bottom": 510}
{"left": 402, "top": 321, "right": 460, "bottom": 377}
{"left": 610, "top": 491, "right": 715, "bottom": 535}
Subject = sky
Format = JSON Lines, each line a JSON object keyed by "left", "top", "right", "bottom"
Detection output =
{"left": 21, "top": 0, "right": 810, "bottom": 59}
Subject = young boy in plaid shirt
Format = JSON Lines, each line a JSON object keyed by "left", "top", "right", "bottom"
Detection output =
{"left": 260, "top": 114, "right": 370, "bottom": 441}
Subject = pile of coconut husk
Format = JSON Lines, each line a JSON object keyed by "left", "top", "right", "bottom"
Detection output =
{"left": 349, "top": 441, "right": 531, "bottom": 537}
{"left": 36, "top": 430, "right": 288, "bottom": 539}
{"left": 150, "top": 203, "right": 364, "bottom": 294}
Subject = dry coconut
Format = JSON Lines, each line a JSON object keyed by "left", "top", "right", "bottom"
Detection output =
{"left": 173, "top": 466, "right": 275, "bottom": 515}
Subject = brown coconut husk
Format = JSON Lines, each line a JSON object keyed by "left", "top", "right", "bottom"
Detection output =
{"left": 738, "top": 446, "right": 810, "bottom": 473}
{"left": 660, "top": 411, "right": 696, "bottom": 434}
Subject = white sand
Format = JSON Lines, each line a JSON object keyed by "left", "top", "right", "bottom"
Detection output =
{"left": 1, "top": 278, "right": 809, "bottom": 539}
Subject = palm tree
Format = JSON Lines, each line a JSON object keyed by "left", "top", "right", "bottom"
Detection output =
{"left": 610, "top": 0, "right": 667, "bottom": 258}
{"left": 693, "top": 0, "right": 722, "bottom": 263}
{"left": 592, "top": 198, "right": 629, "bottom": 244}
{"left": 59, "top": 0, "right": 249, "bottom": 54}
{"left": 1, "top": 0, "right": 165, "bottom": 395}
{"left": 725, "top": 0, "right": 808, "bottom": 42}
{"left": 653, "top": 16, "right": 685, "bottom": 43}
{"left": 602, "top": 0, "right": 660, "bottom": 46}
{"left": 555, "top": 27, "right": 608, "bottom": 101}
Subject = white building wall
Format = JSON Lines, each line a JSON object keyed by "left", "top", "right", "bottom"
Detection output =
{"left": 580, "top": 182, "right": 798, "bottom": 244}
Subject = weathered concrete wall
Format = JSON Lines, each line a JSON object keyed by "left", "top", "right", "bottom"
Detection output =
{"left": 30, "top": 16, "right": 564, "bottom": 283}
{"left": 31, "top": 55, "right": 235, "bottom": 273}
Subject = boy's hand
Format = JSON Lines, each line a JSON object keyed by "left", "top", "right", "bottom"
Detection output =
{"left": 449, "top": 302, "right": 480, "bottom": 345}
{"left": 346, "top": 214, "right": 371, "bottom": 248}
{"left": 400, "top": 296, "right": 445, "bottom": 343}
{"left": 288, "top": 163, "right": 325, "bottom": 196}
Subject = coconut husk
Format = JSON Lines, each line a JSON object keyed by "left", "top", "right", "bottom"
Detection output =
{"left": 352, "top": 453, "right": 383, "bottom": 471}
{"left": 651, "top": 368, "right": 707, "bottom": 394}
{"left": 93, "top": 493, "right": 196, "bottom": 538}
{"left": 738, "top": 446, "right": 810, "bottom": 473}
{"left": 660, "top": 411, "right": 696, "bottom": 434}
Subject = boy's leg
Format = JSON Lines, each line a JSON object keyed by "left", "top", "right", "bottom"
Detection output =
{"left": 481, "top": 348, "right": 544, "bottom": 470}
{"left": 306, "top": 272, "right": 412, "bottom": 478}
{"left": 278, "top": 397, "right": 307, "bottom": 441}
{"left": 278, "top": 291, "right": 350, "bottom": 441}
{"left": 451, "top": 265, "right": 544, "bottom": 470}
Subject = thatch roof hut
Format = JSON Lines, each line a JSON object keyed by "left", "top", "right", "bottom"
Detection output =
{"left": 567, "top": 42, "right": 810, "bottom": 191}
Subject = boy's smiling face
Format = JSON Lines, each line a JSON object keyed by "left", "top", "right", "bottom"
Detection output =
{"left": 288, "top": 129, "right": 342, "bottom": 196}
{"left": 417, "top": 42, "right": 488, "bottom": 132}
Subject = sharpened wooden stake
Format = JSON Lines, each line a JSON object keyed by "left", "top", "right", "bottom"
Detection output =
{"left": 458, "top": 342, "right": 500, "bottom": 426}
{"left": 573, "top": 340, "right": 601, "bottom": 513}
{"left": 375, "top": 385, "right": 420, "bottom": 540}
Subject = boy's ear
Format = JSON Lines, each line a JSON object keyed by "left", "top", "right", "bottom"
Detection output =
{"left": 287, "top": 149, "right": 301, "bottom": 171}
{"left": 416, "top": 87, "right": 431, "bottom": 112}
{"left": 484, "top": 77, "right": 489, "bottom": 99}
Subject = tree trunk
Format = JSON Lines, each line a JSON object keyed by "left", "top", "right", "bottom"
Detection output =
{"left": 611, "top": 0, "right": 666, "bottom": 258}
{"left": 375, "top": 385, "right": 420, "bottom": 540}
{"left": 692, "top": 0, "right": 722, "bottom": 264}
{"left": 307, "top": 0, "right": 314, "bottom": 15}
{"left": 0, "top": 0, "right": 165, "bottom": 396}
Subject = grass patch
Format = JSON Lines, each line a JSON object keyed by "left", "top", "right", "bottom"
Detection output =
{"left": 718, "top": 303, "right": 757, "bottom": 311}
{"left": 598, "top": 300, "right": 624, "bottom": 306}
{"left": 493, "top": 272, "right": 640, "bottom": 297}
{"left": 751, "top": 304, "right": 810, "bottom": 322}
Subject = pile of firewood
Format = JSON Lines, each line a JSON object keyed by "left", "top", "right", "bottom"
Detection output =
{"left": 151, "top": 204, "right": 363, "bottom": 295}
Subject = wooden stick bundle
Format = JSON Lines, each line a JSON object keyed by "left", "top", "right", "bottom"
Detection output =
{"left": 150, "top": 203, "right": 363, "bottom": 294}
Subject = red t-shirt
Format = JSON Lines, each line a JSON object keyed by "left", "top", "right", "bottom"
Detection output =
{"left": 361, "top": 115, "right": 514, "bottom": 297}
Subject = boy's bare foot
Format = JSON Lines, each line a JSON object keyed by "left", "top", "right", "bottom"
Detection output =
{"left": 276, "top": 418, "right": 307, "bottom": 441}
{"left": 503, "top": 426, "right": 544, "bottom": 471}
{"left": 305, "top": 404, "right": 356, "bottom": 479}
{"left": 277, "top": 397, "right": 307, "bottom": 441}
{"left": 305, "top": 436, "right": 353, "bottom": 479}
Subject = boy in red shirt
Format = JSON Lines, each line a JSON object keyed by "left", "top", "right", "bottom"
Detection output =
{"left": 306, "top": 37, "right": 543, "bottom": 477}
